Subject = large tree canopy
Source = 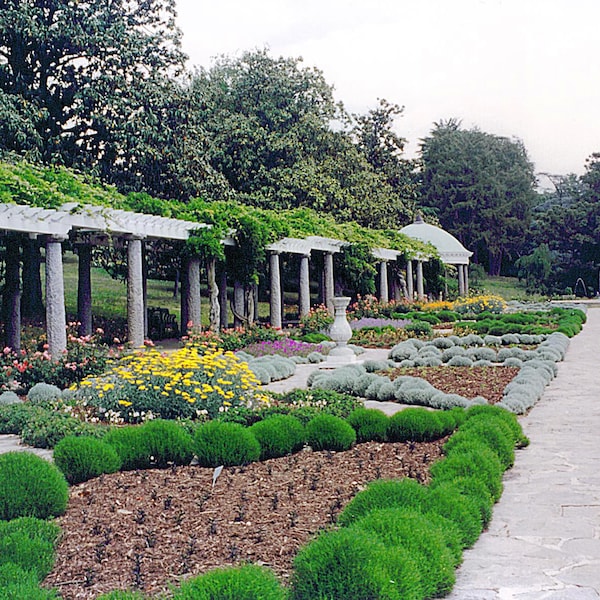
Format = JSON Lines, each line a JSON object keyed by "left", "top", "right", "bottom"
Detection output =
{"left": 190, "top": 50, "right": 415, "bottom": 228}
{"left": 419, "top": 120, "right": 537, "bottom": 275}
{"left": 0, "top": 0, "right": 218, "bottom": 199}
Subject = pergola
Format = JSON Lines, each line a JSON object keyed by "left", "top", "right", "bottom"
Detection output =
{"left": 1, "top": 203, "right": 439, "bottom": 354}
{"left": 400, "top": 215, "right": 473, "bottom": 296}
{"left": 0, "top": 203, "right": 203, "bottom": 355}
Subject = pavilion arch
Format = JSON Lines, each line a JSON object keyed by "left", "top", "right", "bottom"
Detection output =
{"left": 399, "top": 215, "right": 473, "bottom": 298}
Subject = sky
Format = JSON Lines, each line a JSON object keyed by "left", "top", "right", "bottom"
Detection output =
{"left": 175, "top": 0, "right": 600, "bottom": 178}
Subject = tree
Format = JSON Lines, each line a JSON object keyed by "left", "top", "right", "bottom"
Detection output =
{"left": 530, "top": 154, "right": 600, "bottom": 294}
{"left": 0, "top": 0, "right": 220, "bottom": 199}
{"left": 351, "top": 98, "right": 417, "bottom": 219}
{"left": 419, "top": 120, "right": 536, "bottom": 275}
{"left": 190, "top": 50, "right": 414, "bottom": 229}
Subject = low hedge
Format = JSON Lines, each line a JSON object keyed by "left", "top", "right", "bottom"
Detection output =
{"left": 304, "top": 414, "right": 356, "bottom": 451}
{"left": 53, "top": 436, "right": 122, "bottom": 484}
{"left": 193, "top": 421, "right": 261, "bottom": 467}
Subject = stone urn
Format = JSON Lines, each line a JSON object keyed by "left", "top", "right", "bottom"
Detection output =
{"left": 325, "top": 296, "right": 356, "bottom": 365}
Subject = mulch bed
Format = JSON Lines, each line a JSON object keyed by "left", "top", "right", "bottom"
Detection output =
{"left": 44, "top": 439, "right": 445, "bottom": 599}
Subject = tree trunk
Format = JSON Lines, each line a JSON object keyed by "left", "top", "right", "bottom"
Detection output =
{"left": 20, "top": 237, "right": 44, "bottom": 322}
{"left": 488, "top": 251, "right": 503, "bottom": 277}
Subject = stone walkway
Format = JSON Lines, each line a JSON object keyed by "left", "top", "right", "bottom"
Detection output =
{"left": 1, "top": 315, "right": 599, "bottom": 597}
{"left": 446, "top": 307, "right": 600, "bottom": 599}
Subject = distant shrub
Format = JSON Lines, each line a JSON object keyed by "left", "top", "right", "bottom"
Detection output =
{"left": 249, "top": 415, "right": 305, "bottom": 460}
{"left": 387, "top": 407, "right": 443, "bottom": 442}
{"left": 0, "top": 452, "right": 68, "bottom": 520}
{"left": 305, "top": 414, "right": 356, "bottom": 451}
{"left": 404, "top": 320, "right": 433, "bottom": 337}
{"left": 447, "top": 419, "right": 515, "bottom": 469}
{"left": 290, "top": 526, "right": 422, "bottom": 600}
{"left": 172, "top": 564, "right": 286, "bottom": 600}
{"left": 193, "top": 421, "right": 260, "bottom": 467}
{"left": 0, "top": 403, "right": 45, "bottom": 435}
{"left": 53, "top": 435, "right": 122, "bottom": 484}
{"left": 0, "top": 392, "right": 20, "bottom": 405}
{"left": 20, "top": 410, "right": 102, "bottom": 449}
{"left": 26, "top": 383, "right": 62, "bottom": 406}
{"left": 103, "top": 426, "right": 152, "bottom": 471}
{"left": 346, "top": 407, "right": 388, "bottom": 442}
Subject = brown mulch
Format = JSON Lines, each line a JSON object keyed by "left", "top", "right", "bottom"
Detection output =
{"left": 44, "top": 439, "right": 446, "bottom": 599}
{"left": 389, "top": 365, "right": 520, "bottom": 405}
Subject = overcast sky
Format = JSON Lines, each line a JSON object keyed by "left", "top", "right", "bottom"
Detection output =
{"left": 175, "top": 0, "right": 600, "bottom": 177}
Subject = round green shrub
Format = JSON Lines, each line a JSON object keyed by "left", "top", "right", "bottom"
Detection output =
{"left": 0, "top": 452, "right": 68, "bottom": 520}
{"left": 386, "top": 407, "right": 444, "bottom": 442}
{"left": 0, "top": 517, "right": 61, "bottom": 546}
{"left": 139, "top": 419, "right": 195, "bottom": 468}
{"left": 103, "top": 426, "right": 152, "bottom": 471}
{"left": 436, "top": 407, "right": 465, "bottom": 433}
{"left": 465, "top": 404, "right": 528, "bottom": 447}
{"left": 446, "top": 419, "right": 515, "bottom": 469}
{"left": 0, "top": 562, "right": 59, "bottom": 599}
{"left": 291, "top": 526, "right": 421, "bottom": 600}
{"left": 352, "top": 507, "right": 456, "bottom": 598}
{"left": 305, "top": 414, "right": 356, "bottom": 451}
{"left": 346, "top": 407, "right": 388, "bottom": 443}
{"left": 193, "top": 421, "right": 260, "bottom": 467}
{"left": 430, "top": 444, "right": 504, "bottom": 501}
{"left": 172, "top": 564, "right": 286, "bottom": 600}
{"left": 338, "top": 478, "right": 428, "bottom": 527}
{"left": 249, "top": 415, "right": 305, "bottom": 460}
{"left": 53, "top": 435, "right": 122, "bottom": 484}
{"left": 424, "top": 482, "right": 483, "bottom": 549}
{"left": 0, "top": 531, "right": 54, "bottom": 581}
{"left": 430, "top": 475, "right": 494, "bottom": 528}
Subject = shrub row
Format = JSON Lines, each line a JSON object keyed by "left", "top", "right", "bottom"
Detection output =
{"left": 290, "top": 404, "right": 527, "bottom": 599}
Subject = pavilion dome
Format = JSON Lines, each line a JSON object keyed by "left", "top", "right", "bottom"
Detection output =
{"left": 400, "top": 215, "right": 472, "bottom": 265}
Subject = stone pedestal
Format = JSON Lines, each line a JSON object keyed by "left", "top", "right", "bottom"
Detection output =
{"left": 325, "top": 296, "right": 356, "bottom": 366}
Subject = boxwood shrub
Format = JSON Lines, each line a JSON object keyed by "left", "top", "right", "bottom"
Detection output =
{"left": 0, "top": 452, "right": 68, "bottom": 520}
{"left": 351, "top": 507, "right": 456, "bottom": 598}
{"left": 291, "top": 526, "right": 422, "bottom": 600}
{"left": 249, "top": 415, "right": 305, "bottom": 460}
{"left": 193, "top": 421, "right": 261, "bottom": 467}
{"left": 346, "top": 407, "right": 389, "bottom": 442}
{"left": 304, "top": 414, "right": 356, "bottom": 451}
{"left": 386, "top": 407, "right": 443, "bottom": 442}
{"left": 53, "top": 435, "right": 122, "bottom": 484}
{"left": 338, "top": 478, "right": 428, "bottom": 527}
{"left": 172, "top": 564, "right": 286, "bottom": 600}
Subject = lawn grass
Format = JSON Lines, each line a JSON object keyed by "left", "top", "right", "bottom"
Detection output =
{"left": 478, "top": 276, "right": 545, "bottom": 302}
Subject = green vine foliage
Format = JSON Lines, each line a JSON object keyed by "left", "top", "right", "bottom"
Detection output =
{"left": 0, "top": 160, "right": 439, "bottom": 288}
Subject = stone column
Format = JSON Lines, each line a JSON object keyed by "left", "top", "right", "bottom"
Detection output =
{"left": 127, "top": 236, "right": 145, "bottom": 347}
{"left": 186, "top": 256, "right": 202, "bottom": 332}
{"left": 46, "top": 235, "right": 67, "bottom": 357}
{"left": 324, "top": 251, "right": 335, "bottom": 315}
{"left": 3, "top": 234, "right": 21, "bottom": 352}
{"left": 379, "top": 260, "right": 389, "bottom": 303}
{"left": 233, "top": 280, "right": 244, "bottom": 328}
{"left": 299, "top": 253, "right": 311, "bottom": 317}
{"left": 457, "top": 264, "right": 466, "bottom": 297}
{"left": 76, "top": 244, "right": 93, "bottom": 337}
{"left": 406, "top": 260, "right": 414, "bottom": 299}
{"left": 465, "top": 265, "right": 469, "bottom": 295}
{"left": 416, "top": 260, "right": 425, "bottom": 301}
{"left": 269, "top": 251, "right": 282, "bottom": 329}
